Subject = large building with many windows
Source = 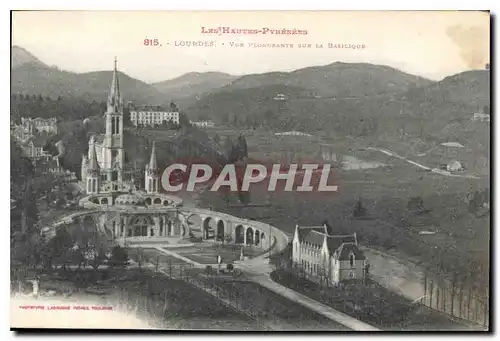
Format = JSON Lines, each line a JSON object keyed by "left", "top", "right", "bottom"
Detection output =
{"left": 21, "top": 117, "right": 58, "bottom": 135}
{"left": 291, "top": 223, "right": 367, "bottom": 285}
{"left": 130, "top": 108, "right": 180, "bottom": 126}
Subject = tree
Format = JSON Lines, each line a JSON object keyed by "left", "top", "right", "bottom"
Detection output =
{"left": 353, "top": 199, "right": 367, "bottom": 219}
{"left": 407, "top": 196, "right": 425, "bottom": 214}
{"left": 170, "top": 101, "right": 178, "bottom": 112}
{"left": 109, "top": 245, "right": 129, "bottom": 268}
{"left": 236, "top": 134, "right": 248, "bottom": 158}
{"left": 19, "top": 180, "right": 38, "bottom": 233}
{"left": 238, "top": 190, "right": 251, "bottom": 205}
{"left": 223, "top": 137, "right": 235, "bottom": 161}
{"left": 135, "top": 247, "right": 146, "bottom": 270}
{"left": 85, "top": 245, "right": 107, "bottom": 270}
{"left": 50, "top": 228, "right": 74, "bottom": 270}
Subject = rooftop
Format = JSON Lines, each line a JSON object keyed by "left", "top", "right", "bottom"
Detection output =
{"left": 297, "top": 224, "right": 357, "bottom": 255}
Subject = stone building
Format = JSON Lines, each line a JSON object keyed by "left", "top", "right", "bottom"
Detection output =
{"left": 292, "top": 223, "right": 366, "bottom": 285}
{"left": 21, "top": 117, "right": 58, "bottom": 135}
{"left": 130, "top": 108, "right": 180, "bottom": 126}
{"left": 20, "top": 135, "right": 52, "bottom": 159}
{"left": 81, "top": 58, "right": 127, "bottom": 193}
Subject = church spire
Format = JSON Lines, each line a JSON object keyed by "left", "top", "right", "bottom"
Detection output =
{"left": 148, "top": 141, "right": 158, "bottom": 170}
{"left": 88, "top": 139, "right": 100, "bottom": 171}
{"left": 107, "top": 56, "right": 122, "bottom": 112}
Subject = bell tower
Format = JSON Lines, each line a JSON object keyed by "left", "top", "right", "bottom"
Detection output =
{"left": 86, "top": 137, "right": 101, "bottom": 194}
{"left": 102, "top": 57, "right": 124, "bottom": 189}
{"left": 145, "top": 142, "right": 160, "bottom": 194}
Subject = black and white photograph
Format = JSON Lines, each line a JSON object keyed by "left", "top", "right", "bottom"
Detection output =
{"left": 9, "top": 10, "right": 491, "bottom": 332}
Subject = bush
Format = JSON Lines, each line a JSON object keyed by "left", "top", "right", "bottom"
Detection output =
{"left": 109, "top": 245, "right": 129, "bottom": 268}
{"left": 226, "top": 263, "right": 234, "bottom": 271}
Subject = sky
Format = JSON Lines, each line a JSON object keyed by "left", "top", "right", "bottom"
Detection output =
{"left": 12, "top": 11, "right": 490, "bottom": 83}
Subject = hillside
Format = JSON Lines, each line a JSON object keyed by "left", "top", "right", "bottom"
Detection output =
{"left": 184, "top": 62, "right": 438, "bottom": 133}
{"left": 186, "top": 84, "right": 315, "bottom": 127}
{"left": 399, "top": 70, "right": 490, "bottom": 109}
{"left": 222, "top": 62, "right": 433, "bottom": 98}
{"left": 11, "top": 45, "right": 48, "bottom": 69}
{"left": 186, "top": 67, "right": 490, "bottom": 137}
{"left": 153, "top": 72, "right": 237, "bottom": 100}
{"left": 11, "top": 46, "right": 167, "bottom": 105}
{"left": 11, "top": 66, "right": 167, "bottom": 105}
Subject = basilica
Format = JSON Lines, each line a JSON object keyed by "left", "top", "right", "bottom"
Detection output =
{"left": 81, "top": 58, "right": 160, "bottom": 197}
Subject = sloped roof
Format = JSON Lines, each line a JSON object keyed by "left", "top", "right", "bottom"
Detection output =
{"left": 88, "top": 143, "right": 100, "bottom": 171}
{"left": 302, "top": 229, "right": 325, "bottom": 247}
{"left": 326, "top": 235, "right": 357, "bottom": 255}
{"left": 148, "top": 142, "right": 158, "bottom": 170}
{"left": 93, "top": 134, "right": 105, "bottom": 145}
{"left": 297, "top": 225, "right": 357, "bottom": 254}
{"left": 337, "top": 242, "right": 366, "bottom": 260}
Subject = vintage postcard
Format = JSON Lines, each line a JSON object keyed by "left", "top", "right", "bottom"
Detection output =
{"left": 10, "top": 10, "right": 490, "bottom": 331}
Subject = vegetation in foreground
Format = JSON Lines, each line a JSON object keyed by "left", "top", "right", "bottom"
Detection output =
{"left": 270, "top": 267, "right": 483, "bottom": 331}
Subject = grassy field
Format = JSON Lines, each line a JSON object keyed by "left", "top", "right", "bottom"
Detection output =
{"left": 128, "top": 244, "right": 262, "bottom": 266}
{"left": 208, "top": 278, "right": 349, "bottom": 331}
{"left": 127, "top": 247, "right": 348, "bottom": 330}
{"left": 167, "top": 243, "right": 263, "bottom": 265}
{"left": 22, "top": 267, "right": 263, "bottom": 331}
{"left": 135, "top": 125, "right": 489, "bottom": 326}
{"left": 270, "top": 269, "right": 482, "bottom": 331}
{"left": 195, "top": 128, "right": 489, "bottom": 296}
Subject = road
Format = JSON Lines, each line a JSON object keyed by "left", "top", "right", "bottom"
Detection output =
{"left": 366, "top": 147, "right": 480, "bottom": 179}
{"left": 137, "top": 245, "right": 379, "bottom": 331}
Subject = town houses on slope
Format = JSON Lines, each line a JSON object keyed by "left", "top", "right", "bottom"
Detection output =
{"left": 11, "top": 115, "right": 76, "bottom": 181}
{"left": 21, "top": 117, "right": 58, "bottom": 135}
{"left": 292, "top": 223, "right": 368, "bottom": 285}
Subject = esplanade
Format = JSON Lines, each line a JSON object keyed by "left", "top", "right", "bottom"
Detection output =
{"left": 51, "top": 192, "right": 288, "bottom": 256}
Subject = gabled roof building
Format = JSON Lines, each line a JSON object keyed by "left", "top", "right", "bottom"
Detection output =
{"left": 292, "top": 223, "right": 366, "bottom": 285}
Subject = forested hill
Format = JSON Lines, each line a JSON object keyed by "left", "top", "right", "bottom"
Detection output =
{"left": 10, "top": 93, "right": 107, "bottom": 123}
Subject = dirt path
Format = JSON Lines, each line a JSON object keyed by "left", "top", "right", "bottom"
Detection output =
{"left": 367, "top": 147, "right": 480, "bottom": 179}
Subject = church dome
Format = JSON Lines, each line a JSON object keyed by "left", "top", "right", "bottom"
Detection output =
{"left": 115, "top": 193, "right": 145, "bottom": 206}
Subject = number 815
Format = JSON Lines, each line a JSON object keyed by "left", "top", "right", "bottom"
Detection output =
{"left": 144, "top": 38, "right": 159, "bottom": 46}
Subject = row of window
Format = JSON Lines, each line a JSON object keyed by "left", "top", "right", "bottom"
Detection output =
{"left": 131, "top": 119, "right": 180, "bottom": 126}
{"left": 132, "top": 118, "right": 179, "bottom": 123}
{"left": 296, "top": 244, "right": 357, "bottom": 267}
{"left": 130, "top": 112, "right": 179, "bottom": 117}
{"left": 112, "top": 221, "right": 174, "bottom": 237}
{"left": 301, "top": 246, "right": 321, "bottom": 258}
{"left": 87, "top": 178, "right": 99, "bottom": 193}
{"left": 300, "top": 259, "right": 324, "bottom": 275}
{"left": 111, "top": 117, "right": 121, "bottom": 135}
{"left": 147, "top": 178, "right": 159, "bottom": 193}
